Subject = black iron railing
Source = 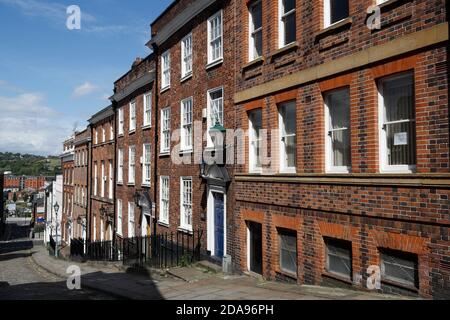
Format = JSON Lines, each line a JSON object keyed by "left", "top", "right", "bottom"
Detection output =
{"left": 50, "top": 235, "right": 56, "bottom": 252}
{"left": 68, "top": 229, "right": 203, "bottom": 268}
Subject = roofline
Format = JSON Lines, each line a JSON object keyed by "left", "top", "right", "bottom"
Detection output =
{"left": 113, "top": 53, "right": 155, "bottom": 85}
{"left": 150, "top": 0, "right": 180, "bottom": 27}
{"left": 88, "top": 105, "right": 113, "bottom": 125}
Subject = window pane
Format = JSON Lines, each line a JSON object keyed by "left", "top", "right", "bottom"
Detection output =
{"left": 327, "top": 89, "right": 351, "bottom": 168}
{"left": 252, "top": 2, "right": 262, "bottom": 29}
{"left": 284, "top": 12, "right": 296, "bottom": 44}
{"left": 325, "top": 238, "right": 352, "bottom": 279}
{"left": 253, "top": 31, "right": 263, "bottom": 58}
{"left": 284, "top": 0, "right": 296, "bottom": 12}
{"left": 279, "top": 231, "right": 297, "bottom": 275}
{"left": 381, "top": 250, "right": 418, "bottom": 287}
{"left": 330, "top": 0, "right": 349, "bottom": 24}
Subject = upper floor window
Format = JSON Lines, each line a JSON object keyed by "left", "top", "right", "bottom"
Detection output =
{"left": 181, "top": 34, "right": 193, "bottom": 78}
{"left": 161, "top": 107, "right": 171, "bottom": 154}
{"left": 128, "top": 202, "right": 135, "bottom": 237}
{"left": 129, "top": 100, "right": 136, "bottom": 132}
{"left": 207, "top": 87, "right": 224, "bottom": 147}
{"left": 181, "top": 97, "right": 193, "bottom": 151}
{"left": 207, "top": 11, "right": 223, "bottom": 64}
{"left": 142, "top": 143, "right": 151, "bottom": 186}
{"left": 159, "top": 176, "right": 170, "bottom": 224}
{"left": 102, "top": 126, "right": 106, "bottom": 143}
{"left": 249, "top": 0, "right": 262, "bottom": 61}
{"left": 108, "top": 160, "right": 113, "bottom": 199}
{"left": 249, "top": 109, "right": 263, "bottom": 172}
{"left": 279, "top": 0, "right": 296, "bottom": 47}
{"left": 95, "top": 129, "right": 98, "bottom": 144}
{"left": 101, "top": 161, "right": 105, "bottom": 198}
{"left": 324, "top": 88, "right": 351, "bottom": 172}
{"left": 279, "top": 101, "right": 296, "bottom": 172}
{"left": 324, "top": 0, "right": 349, "bottom": 28}
{"left": 143, "top": 92, "right": 152, "bottom": 127}
{"left": 93, "top": 162, "right": 98, "bottom": 196}
{"left": 128, "top": 146, "right": 136, "bottom": 184}
{"left": 180, "top": 177, "right": 193, "bottom": 231}
{"left": 116, "top": 199, "right": 123, "bottom": 236}
{"left": 117, "top": 148, "right": 123, "bottom": 183}
{"left": 161, "top": 51, "right": 171, "bottom": 90}
{"left": 118, "top": 107, "right": 124, "bottom": 135}
{"left": 378, "top": 72, "right": 416, "bottom": 173}
{"left": 110, "top": 121, "right": 114, "bottom": 140}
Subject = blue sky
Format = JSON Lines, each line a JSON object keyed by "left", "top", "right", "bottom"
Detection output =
{"left": 0, "top": 0, "right": 172, "bottom": 156}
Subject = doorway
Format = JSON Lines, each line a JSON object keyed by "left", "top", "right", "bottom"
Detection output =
{"left": 213, "top": 192, "right": 224, "bottom": 258}
{"left": 247, "top": 221, "right": 263, "bottom": 274}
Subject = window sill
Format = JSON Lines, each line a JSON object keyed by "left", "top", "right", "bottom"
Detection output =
{"left": 322, "top": 271, "right": 353, "bottom": 285}
{"left": 141, "top": 183, "right": 151, "bottom": 188}
{"left": 326, "top": 167, "right": 351, "bottom": 174}
{"left": 381, "top": 278, "right": 419, "bottom": 293}
{"left": 242, "top": 56, "right": 265, "bottom": 72}
{"left": 275, "top": 268, "right": 298, "bottom": 280}
{"left": 159, "top": 151, "right": 170, "bottom": 157}
{"left": 178, "top": 226, "right": 193, "bottom": 234}
{"left": 317, "top": 17, "right": 353, "bottom": 39}
{"left": 180, "top": 73, "right": 192, "bottom": 83}
{"left": 127, "top": 183, "right": 135, "bottom": 186}
{"left": 117, "top": 182, "right": 123, "bottom": 186}
{"left": 380, "top": 166, "right": 416, "bottom": 174}
{"left": 206, "top": 58, "right": 223, "bottom": 70}
{"left": 118, "top": 134, "right": 124, "bottom": 138}
{"left": 280, "top": 168, "right": 297, "bottom": 174}
{"left": 179, "top": 149, "right": 193, "bottom": 154}
{"left": 160, "top": 86, "right": 170, "bottom": 93}
{"left": 141, "top": 125, "right": 152, "bottom": 130}
{"left": 268, "top": 42, "right": 299, "bottom": 62}
{"left": 128, "top": 130, "right": 136, "bottom": 135}
{"left": 377, "top": 0, "right": 413, "bottom": 12}
{"left": 158, "top": 221, "right": 170, "bottom": 228}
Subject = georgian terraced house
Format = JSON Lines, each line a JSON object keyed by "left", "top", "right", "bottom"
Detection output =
{"left": 148, "top": 0, "right": 237, "bottom": 264}
{"left": 61, "top": 135, "right": 74, "bottom": 245}
{"left": 59, "top": 0, "right": 449, "bottom": 299}
{"left": 111, "top": 55, "right": 157, "bottom": 239}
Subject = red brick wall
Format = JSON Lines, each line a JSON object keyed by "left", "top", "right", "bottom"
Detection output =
{"left": 73, "top": 130, "right": 90, "bottom": 239}
{"left": 115, "top": 56, "right": 156, "bottom": 239}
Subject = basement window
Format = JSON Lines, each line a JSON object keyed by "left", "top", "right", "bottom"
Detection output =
{"left": 278, "top": 229, "right": 297, "bottom": 276}
{"left": 380, "top": 248, "right": 419, "bottom": 289}
{"left": 325, "top": 238, "right": 352, "bottom": 281}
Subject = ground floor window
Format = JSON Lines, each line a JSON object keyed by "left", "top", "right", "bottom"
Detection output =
{"left": 278, "top": 229, "right": 297, "bottom": 276}
{"left": 324, "top": 237, "right": 352, "bottom": 280}
{"left": 380, "top": 248, "right": 419, "bottom": 289}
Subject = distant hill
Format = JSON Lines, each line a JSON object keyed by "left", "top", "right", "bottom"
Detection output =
{"left": 0, "top": 152, "right": 61, "bottom": 176}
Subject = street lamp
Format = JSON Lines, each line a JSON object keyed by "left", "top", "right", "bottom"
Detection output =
{"left": 53, "top": 201, "right": 59, "bottom": 258}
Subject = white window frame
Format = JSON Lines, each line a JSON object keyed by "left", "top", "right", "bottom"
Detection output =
{"left": 161, "top": 51, "right": 171, "bottom": 90}
{"left": 129, "top": 100, "right": 136, "bottom": 132}
{"left": 143, "top": 92, "right": 152, "bottom": 127}
{"left": 93, "top": 162, "right": 98, "bottom": 196}
{"left": 108, "top": 160, "right": 113, "bottom": 199}
{"left": 278, "top": 0, "right": 296, "bottom": 48}
{"left": 128, "top": 202, "right": 135, "bottom": 238}
{"left": 378, "top": 72, "right": 416, "bottom": 173}
{"left": 207, "top": 87, "right": 224, "bottom": 147}
{"left": 159, "top": 176, "right": 170, "bottom": 225}
{"left": 110, "top": 121, "right": 114, "bottom": 140}
{"left": 181, "top": 33, "right": 193, "bottom": 79}
{"left": 161, "top": 107, "right": 171, "bottom": 154}
{"left": 142, "top": 143, "right": 151, "bottom": 186}
{"left": 101, "top": 161, "right": 105, "bottom": 198}
{"left": 207, "top": 10, "right": 223, "bottom": 65}
{"left": 180, "top": 177, "right": 193, "bottom": 231}
{"left": 116, "top": 199, "right": 123, "bottom": 236}
{"left": 118, "top": 107, "right": 124, "bottom": 135}
{"left": 324, "top": 0, "right": 349, "bottom": 28}
{"left": 249, "top": 0, "right": 263, "bottom": 61}
{"left": 249, "top": 109, "right": 263, "bottom": 173}
{"left": 324, "top": 88, "right": 351, "bottom": 173}
{"left": 117, "top": 148, "right": 123, "bottom": 183}
{"left": 95, "top": 129, "right": 98, "bottom": 145}
{"left": 102, "top": 126, "right": 106, "bottom": 143}
{"left": 128, "top": 146, "right": 135, "bottom": 184}
{"left": 279, "top": 101, "right": 297, "bottom": 173}
{"left": 181, "top": 97, "right": 193, "bottom": 151}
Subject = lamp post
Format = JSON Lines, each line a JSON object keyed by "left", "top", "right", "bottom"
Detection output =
{"left": 54, "top": 202, "right": 59, "bottom": 258}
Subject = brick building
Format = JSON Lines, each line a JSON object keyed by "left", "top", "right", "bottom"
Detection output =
{"left": 24, "top": 176, "right": 46, "bottom": 190}
{"left": 61, "top": 135, "right": 74, "bottom": 244}
{"left": 4, "top": 175, "right": 20, "bottom": 190}
{"left": 73, "top": 129, "right": 91, "bottom": 241}
{"left": 231, "top": 0, "right": 449, "bottom": 298}
{"left": 88, "top": 106, "right": 115, "bottom": 243}
{"left": 148, "top": 0, "right": 236, "bottom": 263}
{"left": 111, "top": 55, "right": 156, "bottom": 239}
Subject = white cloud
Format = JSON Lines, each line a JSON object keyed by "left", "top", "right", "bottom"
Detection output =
{"left": 72, "top": 82, "right": 99, "bottom": 98}
{"left": 0, "top": 92, "right": 77, "bottom": 156}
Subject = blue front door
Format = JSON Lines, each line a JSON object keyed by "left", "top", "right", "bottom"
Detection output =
{"left": 213, "top": 193, "right": 224, "bottom": 258}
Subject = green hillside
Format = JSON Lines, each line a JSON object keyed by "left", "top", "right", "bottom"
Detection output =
{"left": 0, "top": 152, "right": 61, "bottom": 176}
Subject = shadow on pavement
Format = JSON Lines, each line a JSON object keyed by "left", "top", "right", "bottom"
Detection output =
{"left": 0, "top": 240, "right": 33, "bottom": 254}
{"left": 0, "top": 252, "right": 32, "bottom": 262}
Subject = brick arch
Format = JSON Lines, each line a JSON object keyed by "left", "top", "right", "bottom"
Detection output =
{"left": 373, "top": 231, "right": 429, "bottom": 254}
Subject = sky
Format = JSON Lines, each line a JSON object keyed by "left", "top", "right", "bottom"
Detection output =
{"left": 0, "top": 0, "right": 172, "bottom": 156}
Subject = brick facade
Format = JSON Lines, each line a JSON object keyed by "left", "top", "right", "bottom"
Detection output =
{"left": 113, "top": 55, "right": 156, "bottom": 239}
{"left": 89, "top": 107, "right": 115, "bottom": 242}
{"left": 61, "top": 137, "right": 74, "bottom": 244}
{"left": 232, "top": 0, "right": 449, "bottom": 299}
{"left": 73, "top": 129, "right": 91, "bottom": 240}
{"left": 150, "top": 0, "right": 236, "bottom": 260}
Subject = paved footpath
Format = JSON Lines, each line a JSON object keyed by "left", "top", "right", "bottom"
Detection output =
{"left": 28, "top": 244, "right": 415, "bottom": 300}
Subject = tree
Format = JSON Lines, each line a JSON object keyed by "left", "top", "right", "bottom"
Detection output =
{"left": 13, "top": 192, "right": 17, "bottom": 202}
